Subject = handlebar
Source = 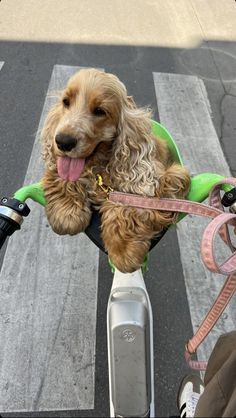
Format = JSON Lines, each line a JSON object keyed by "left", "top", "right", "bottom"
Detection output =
{"left": 0, "top": 227, "right": 8, "bottom": 249}
{"left": 0, "top": 197, "right": 30, "bottom": 249}
{"left": 0, "top": 173, "right": 235, "bottom": 250}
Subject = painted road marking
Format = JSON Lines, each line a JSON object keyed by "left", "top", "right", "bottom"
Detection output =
{"left": 0, "top": 62, "right": 4, "bottom": 71}
{"left": 153, "top": 72, "right": 235, "bottom": 361}
{"left": 0, "top": 66, "right": 100, "bottom": 412}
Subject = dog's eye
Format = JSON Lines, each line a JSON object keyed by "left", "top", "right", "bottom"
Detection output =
{"left": 62, "top": 97, "right": 70, "bottom": 108}
{"left": 93, "top": 107, "right": 106, "bottom": 117}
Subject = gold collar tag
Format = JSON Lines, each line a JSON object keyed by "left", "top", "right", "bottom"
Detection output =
{"left": 96, "top": 174, "right": 113, "bottom": 195}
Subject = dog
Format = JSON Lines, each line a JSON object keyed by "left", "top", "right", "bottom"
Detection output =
{"left": 41, "top": 68, "right": 190, "bottom": 273}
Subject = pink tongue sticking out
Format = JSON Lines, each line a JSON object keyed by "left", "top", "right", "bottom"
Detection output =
{"left": 57, "top": 156, "right": 85, "bottom": 181}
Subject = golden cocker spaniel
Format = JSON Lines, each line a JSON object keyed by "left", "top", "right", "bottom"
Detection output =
{"left": 41, "top": 68, "right": 190, "bottom": 272}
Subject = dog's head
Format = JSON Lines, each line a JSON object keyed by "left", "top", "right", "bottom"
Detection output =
{"left": 42, "top": 68, "right": 133, "bottom": 181}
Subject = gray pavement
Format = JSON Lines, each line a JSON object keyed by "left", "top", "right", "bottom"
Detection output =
{"left": 0, "top": 1, "right": 236, "bottom": 417}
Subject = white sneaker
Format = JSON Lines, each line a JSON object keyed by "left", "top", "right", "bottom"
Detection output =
{"left": 177, "top": 375, "right": 204, "bottom": 418}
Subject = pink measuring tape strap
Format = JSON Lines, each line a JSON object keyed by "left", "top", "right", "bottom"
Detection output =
{"left": 109, "top": 177, "right": 236, "bottom": 370}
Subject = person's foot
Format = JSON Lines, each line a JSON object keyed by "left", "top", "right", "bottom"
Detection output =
{"left": 177, "top": 375, "right": 204, "bottom": 417}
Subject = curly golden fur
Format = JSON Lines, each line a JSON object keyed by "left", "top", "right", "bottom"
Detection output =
{"left": 41, "top": 68, "right": 190, "bottom": 272}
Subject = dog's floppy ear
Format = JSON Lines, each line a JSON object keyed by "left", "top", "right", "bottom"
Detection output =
{"left": 41, "top": 101, "right": 62, "bottom": 170}
{"left": 117, "top": 91, "right": 153, "bottom": 143}
{"left": 108, "top": 96, "right": 158, "bottom": 195}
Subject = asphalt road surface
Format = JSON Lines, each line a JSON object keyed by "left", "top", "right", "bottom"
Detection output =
{"left": 0, "top": 1, "right": 236, "bottom": 417}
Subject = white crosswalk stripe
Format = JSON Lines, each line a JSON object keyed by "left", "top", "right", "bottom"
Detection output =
{"left": 0, "top": 62, "right": 4, "bottom": 71}
{"left": 0, "top": 65, "right": 100, "bottom": 412}
{"left": 153, "top": 72, "right": 236, "bottom": 361}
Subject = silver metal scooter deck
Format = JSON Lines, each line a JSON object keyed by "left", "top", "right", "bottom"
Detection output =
{"left": 107, "top": 269, "right": 155, "bottom": 417}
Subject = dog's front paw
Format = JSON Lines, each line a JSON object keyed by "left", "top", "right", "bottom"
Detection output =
{"left": 101, "top": 202, "right": 153, "bottom": 273}
{"left": 45, "top": 203, "right": 91, "bottom": 235}
{"left": 107, "top": 241, "right": 150, "bottom": 273}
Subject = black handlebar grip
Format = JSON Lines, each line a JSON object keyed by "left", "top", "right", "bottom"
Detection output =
{"left": 0, "top": 215, "right": 20, "bottom": 250}
{"left": 0, "top": 228, "right": 8, "bottom": 250}
{"left": 0, "top": 197, "right": 30, "bottom": 251}
{"left": 221, "top": 187, "right": 236, "bottom": 207}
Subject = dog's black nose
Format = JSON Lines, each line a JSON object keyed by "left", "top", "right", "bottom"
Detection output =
{"left": 55, "top": 134, "right": 77, "bottom": 152}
